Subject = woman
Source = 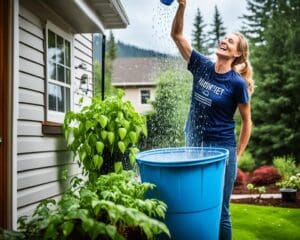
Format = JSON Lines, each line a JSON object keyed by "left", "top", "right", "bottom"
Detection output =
{"left": 171, "top": 1, "right": 253, "bottom": 239}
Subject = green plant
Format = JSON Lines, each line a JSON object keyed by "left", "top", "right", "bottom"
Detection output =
{"left": 276, "top": 173, "right": 300, "bottom": 190}
{"left": 273, "top": 155, "right": 299, "bottom": 180}
{"left": 6, "top": 90, "right": 170, "bottom": 240}
{"left": 246, "top": 184, "right": 266, "bottom": 199}
{"left": 139, "top": 69, "right": 191, "bottom": 150}
{"left": 17, "top": 171, "right": 170, "bottom": 240}
{"left": 64, "top": 90, "right": 147, "bottom": 180}
{"left": 0, "top": 228, "right": 25, "bottom": 240}
{"left": 238, "top": 150, "right": 256, "bottom": 172}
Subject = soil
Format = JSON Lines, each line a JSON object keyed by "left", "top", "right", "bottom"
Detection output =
{"left": 231, "top": 183, "right": 300, "bottom": 208}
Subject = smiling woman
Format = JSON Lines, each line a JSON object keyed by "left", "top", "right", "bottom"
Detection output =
{"left": 170, "top": 1, "right": 253, "bottom": 239}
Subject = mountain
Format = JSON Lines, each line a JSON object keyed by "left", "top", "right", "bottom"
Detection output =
{"left": 116, "top": 41, "right": 171, "bottom": 58}
{"left": 93, "top": 34, "right": 173, "bottom": 61}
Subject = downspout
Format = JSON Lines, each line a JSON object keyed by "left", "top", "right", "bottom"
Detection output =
{"left": 101, "top": 34, "right": 106, "bottom": 100}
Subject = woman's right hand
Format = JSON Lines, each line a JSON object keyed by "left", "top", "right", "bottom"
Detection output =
{"left": 178, "top": 0, "right": 186, "bottom": 7}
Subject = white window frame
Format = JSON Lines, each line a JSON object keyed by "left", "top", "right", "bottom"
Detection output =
{"left": 46, "top": 21, "right": 74, "bottom": 123}
{"left": 140, "top": 89, "right": 151, "bottom": 105}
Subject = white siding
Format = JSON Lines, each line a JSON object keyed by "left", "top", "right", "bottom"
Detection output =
{"left": 16, "top": 5, "right": 94, "bottom": 219}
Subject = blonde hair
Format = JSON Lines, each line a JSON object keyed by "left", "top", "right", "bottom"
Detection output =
{"left": 232, "top": 32, "right": 254, "bottom": 95}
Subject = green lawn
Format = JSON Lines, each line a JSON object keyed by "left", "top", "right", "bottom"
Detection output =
{"left": 231, "top": 203, "right": 300, "bottom": 240}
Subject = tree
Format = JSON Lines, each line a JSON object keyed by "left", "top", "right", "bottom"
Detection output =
{"left": 191, "top": 8, "right": 208, "bottom": 54}
{"left": 93, "top": 31, "right": 117, "bottom": 97}
{"left": 107, "top": 30, "right": 117, "bottom": 60}
{"left": 139, "top": 68, "right": 192, "bottom": 150}
{"left": 242, "top": 0, "right": 300, "bottom": 163}
{"left": 208, "top": 5, "right": 226, "bottom": 51}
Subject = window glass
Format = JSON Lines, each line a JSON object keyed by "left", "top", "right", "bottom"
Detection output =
{"left": 47, "top": 27, "right": 71, "bottom": 118}
{"left": 57, "top": 35, "right": 64, "bottom": 65}
{"left": 65, "top": 40, "right": 70, "bottom": 67}
{"left": 141, "top": 90, "right": 151, "bottom": 104}
{"left": 57, "top": 65, "right": 65, "bottom": 83}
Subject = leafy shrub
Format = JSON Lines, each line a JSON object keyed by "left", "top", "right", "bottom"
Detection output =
{"left": 17, "top": 171, "right": 170, "bottom": 240}
{"left": 250, "top": 165, "right": 281, "bottom": 185}
{"left": 273, "top": 156, "right": 299, "bottom": 180}
{"left": 276, "top": 173, "right": 300, "bottom": 190}
{"left": 139, "top": 69, "right": 192, "bottom": 150}
{"left": 64, "top": 90, "right": 147, "bottom": 180}
{"left": 238, "top": 150, "right": 256, "bottom": 172}
{"left": 235, "top": 168, "right": 248, "bottom": 186}
{"left": 2, "top": 91, "right": 170, "bottom": 240}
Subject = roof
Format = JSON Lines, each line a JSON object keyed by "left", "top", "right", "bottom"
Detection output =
{"left": 112, "top": 57, "right": 185, "bottom": 87}
{"left": 40, "top": 0, "right": 129, "bottom": 34}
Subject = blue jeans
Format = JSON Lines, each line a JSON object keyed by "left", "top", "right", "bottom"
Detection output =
{"left": 186, "top": 138, "right": 237, "bottom": 240}
{"left": 219, "top": 146, "right": 237, "bottom": 240}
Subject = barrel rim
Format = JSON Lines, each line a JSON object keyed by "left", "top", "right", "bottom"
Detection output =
{"left": 136, "top": 147, "right": 229, "bottom": 167}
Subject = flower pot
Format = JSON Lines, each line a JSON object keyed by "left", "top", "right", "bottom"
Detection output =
{"left": 280, "top": 188, "right": 297, "bottom": 202}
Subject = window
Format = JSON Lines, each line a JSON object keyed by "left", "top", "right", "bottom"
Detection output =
{"left": 141, "top": 89, "right": 151, "bottom": 104}
{"left": 46, "top": 22, "right": 72, "bottom": 122}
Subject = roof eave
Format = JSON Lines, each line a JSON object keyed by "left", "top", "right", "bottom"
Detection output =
{"left": 41, "top": 0, "right": 129, "bottom": 34}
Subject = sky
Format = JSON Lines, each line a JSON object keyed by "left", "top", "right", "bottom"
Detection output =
{"left": 113, "top": 0, "right": 248, "bottom": 55}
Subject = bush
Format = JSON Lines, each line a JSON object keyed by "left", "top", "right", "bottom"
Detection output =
{"left": 250, "top": 165, "right": 281, "bottom": 185}
{"left": 16, "top": 171, "right": 170, "bottom": 240}
{"left": 235, "top": 168, "right": 248, "bottom": 186}
{"left": 273, "top": 156, "right": 299, "bottom": 180}
{"left": 276, "top": 173, "right": 300, "bottom": 189}
{"left": 64, "top": 90, "right": 147, "bottom": 180}
{"left": 238, "top": 150, "right": 256, "bottom": 172}
{"left": 139, "top": 68, "right": 192, "bottom": 150}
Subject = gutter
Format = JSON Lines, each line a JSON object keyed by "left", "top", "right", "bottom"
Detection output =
{"left": 74, "top": 0, "right": 105, "bottom": 35}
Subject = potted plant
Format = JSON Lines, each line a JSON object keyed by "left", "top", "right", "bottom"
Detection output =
{"left": 276, "top": 173, "right": 300, "bottom": 202}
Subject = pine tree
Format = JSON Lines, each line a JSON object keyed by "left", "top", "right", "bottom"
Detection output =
{"left": 243, "top": 0, "right": 300, "bottom": 163}
{"left": 191, "top": 8, "right": 208, "bottom": 54}
{"left": 208, "top": 5, "right": 226, "bottom": 51}
{"left": 104, "top": 31, "right": 118, "bottom": 96}
{"left": 107, "top": 30, "right": 117, "bottom": 60}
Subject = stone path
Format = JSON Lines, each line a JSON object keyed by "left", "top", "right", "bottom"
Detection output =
{"left": 231, "top": 193, "right": 281, "bottom": 199}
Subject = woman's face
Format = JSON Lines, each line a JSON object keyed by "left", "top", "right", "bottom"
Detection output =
{"left": 215, "top": 33, "right": 241, "bottom": 60}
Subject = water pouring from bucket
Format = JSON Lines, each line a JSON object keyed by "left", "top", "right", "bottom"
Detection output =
{"left": 160, "top": 0, "right": 175, "bottom": 6}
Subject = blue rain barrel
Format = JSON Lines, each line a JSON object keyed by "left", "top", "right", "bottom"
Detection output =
{"left": 136, "top": 147, "right": 228, "bottom": 240}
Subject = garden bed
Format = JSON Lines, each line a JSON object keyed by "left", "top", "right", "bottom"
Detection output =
{"left": 232, "top": 183, "right": 300, "bottom": 208}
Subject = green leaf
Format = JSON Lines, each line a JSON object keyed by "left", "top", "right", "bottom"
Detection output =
{"left": 129, "top": 153, "right": 135, "bottom": 165}
{"left": 80, "top": 150, "right": 87, "bottom": 162}
{"left": 101, "top": 130, "right": 108, "bottom": 140}
{"left": 61, "top": 221, "right": 74, "bottom": 237}
{"left": 142, "top": 125, "right": 148, "bottom": 137}
{"left": 129, "top": 131, "right": 137, "bottom": 144}
{"left": 96, "top": 141, "right": 104, "bottom": 154}
{"left": 118, "top": 128, "right": 127, "bottom": 140}
{"left": 85, "top": 120, "right": 93, "bottom": 131}
{"left": 99, "top": 115, "right": 108, "bottom": 128}
{"left": 93, "top": 155, "right": 103, "bottom": 169}
{"left": 114, "top": 161, "right": 123, "bottom": 173}
{"left": 118, "top": 141, "right": 126, "bottom": 154}
{"left": 121, "top": 120, "right": 130, "bottom": 130}
{"left": 107, "top": 132, "right": 115, "bottom": 145}
{"left": 117, "top": 111, "right": 124, "bottom": 119}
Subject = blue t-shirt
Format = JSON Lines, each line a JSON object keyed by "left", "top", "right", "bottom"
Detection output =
{"left": 186, "top": 50, "right": 249, "bottom": 147}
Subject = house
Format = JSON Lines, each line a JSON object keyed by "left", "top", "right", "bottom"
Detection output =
{"left": 112, "top": 57, "right": 184, "bottom": 114}
{"left": 0, "top": 0, "right": 129, "bottom": 229}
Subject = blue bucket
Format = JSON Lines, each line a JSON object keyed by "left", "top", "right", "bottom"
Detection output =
{"left": 136, "top": 147, "right": 228, "bottom": 240}
{"left": 160, "top": 0, "right": 175, "bottom": 6}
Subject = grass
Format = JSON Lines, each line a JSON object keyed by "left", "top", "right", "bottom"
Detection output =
{"left": 231, "top": 203, "right": 300, "bottom": 240}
